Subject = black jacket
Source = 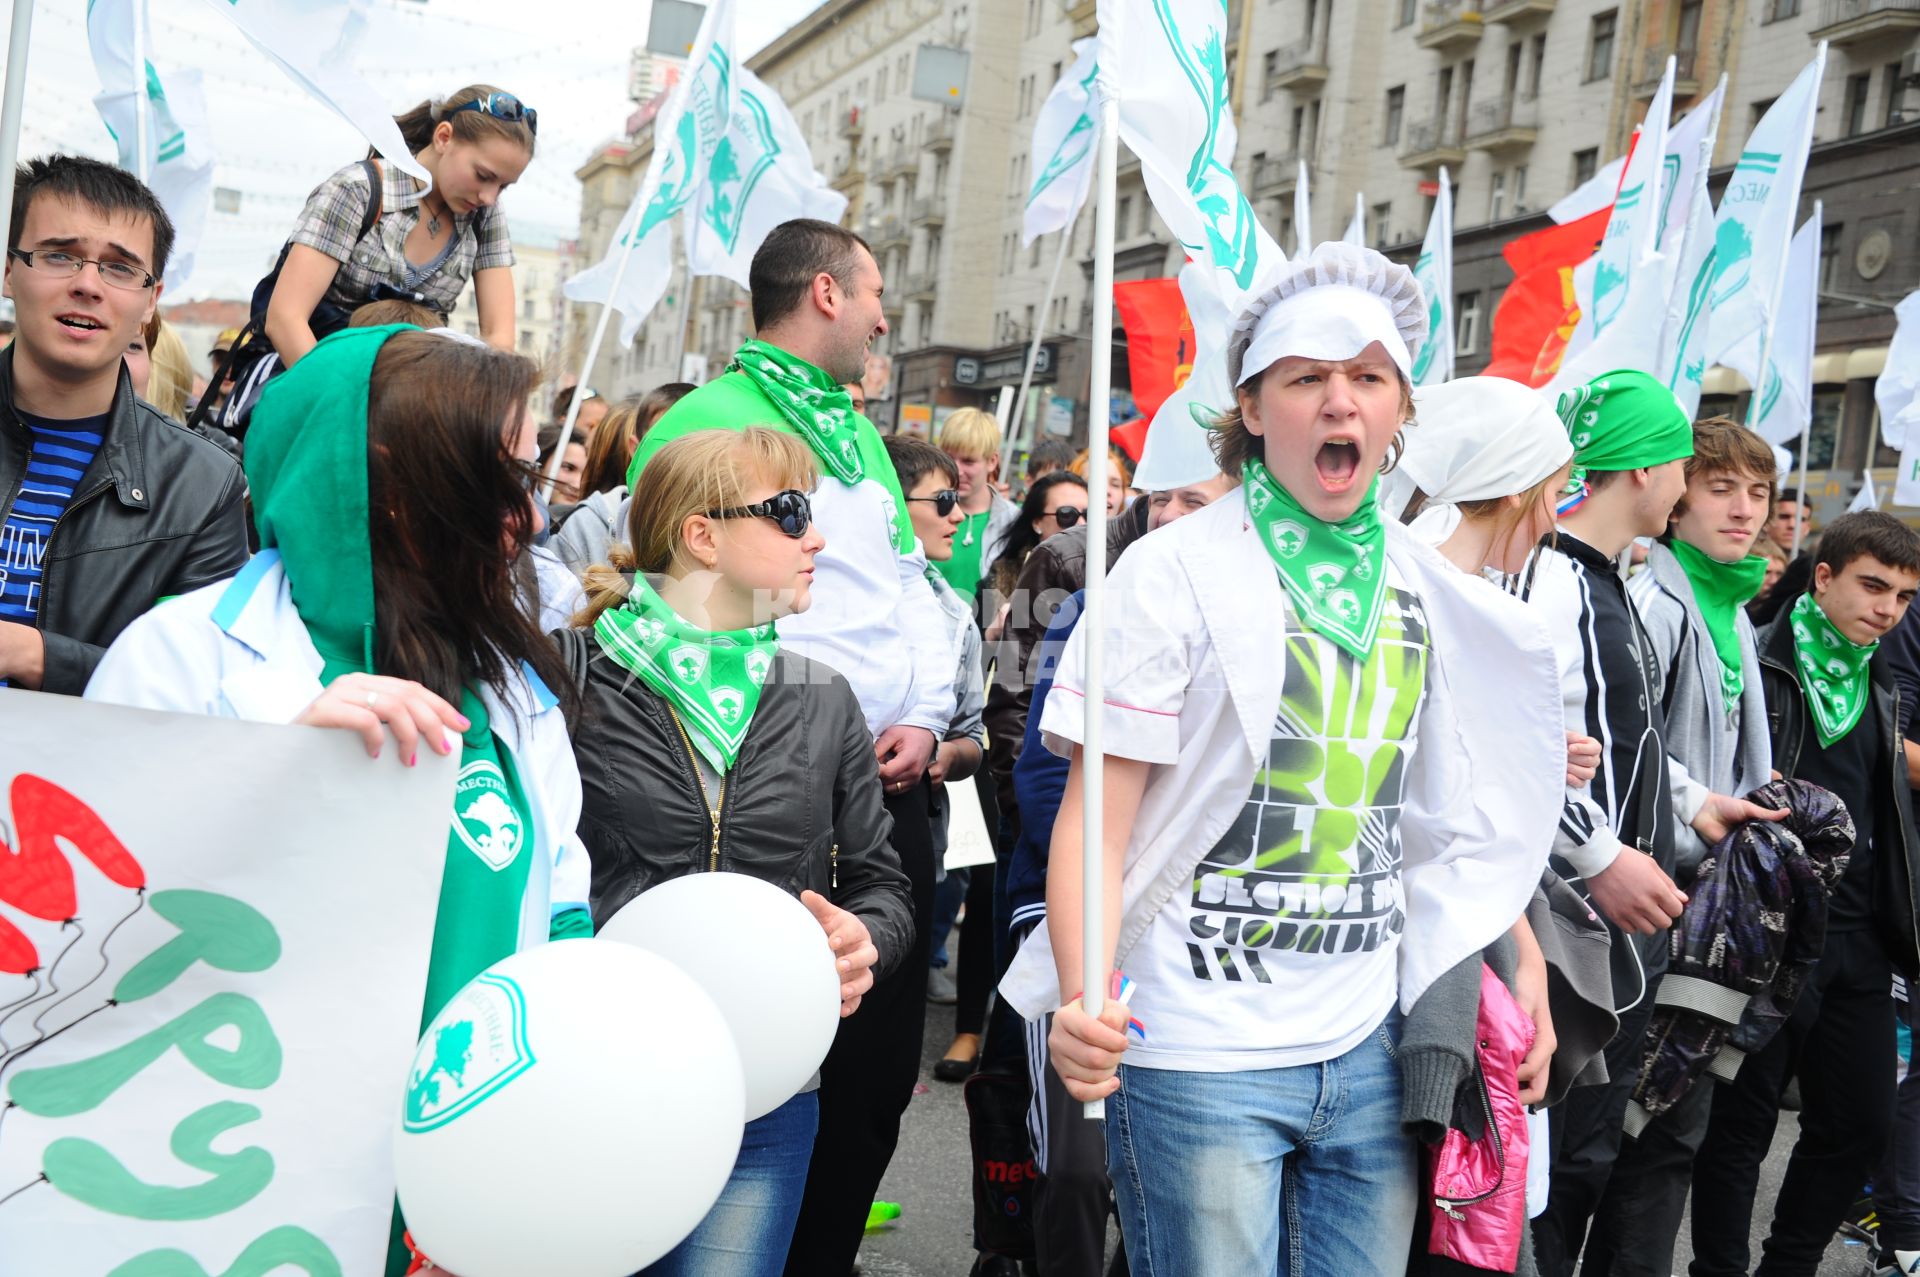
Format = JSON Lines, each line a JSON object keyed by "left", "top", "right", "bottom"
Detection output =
{"left": 0, "top": 350, "right": 249, "bottom": 694}
{"left": 555, "top": 628, "right": 915, "bottom": 980}
{"left": 1757, "top": 609, "right": 1920, "bottom": 977}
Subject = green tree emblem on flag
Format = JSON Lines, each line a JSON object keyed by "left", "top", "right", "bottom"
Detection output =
{"left": 703, "top": 91, "right": 782, "bottom": 253}
{"left": 1029, "top": 56, "right": 1100, "bottom": 207}
{"left": 1153, "top": 0, "right": 1260, "bottom": 290}
{"left": 1591, "top": 260, "right": 1627, "bottom": 333}
{"left": 1710, "top": 219, "right": 1755, "bottom": 308}
{"left": 1411, "top": 253, "right": 1441, "bottom": 382}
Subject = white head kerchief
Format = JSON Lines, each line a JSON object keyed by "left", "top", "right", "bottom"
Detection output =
{"left": 1229, "top": 241, "right": 1428, "bottom": 387}
{"left": 1394, "top": 377, "right": 1573, "bottom": 541}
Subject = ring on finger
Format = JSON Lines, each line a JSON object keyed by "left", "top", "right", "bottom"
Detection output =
{"left": 365, "top": 690, "right": 379, "bottom": 710}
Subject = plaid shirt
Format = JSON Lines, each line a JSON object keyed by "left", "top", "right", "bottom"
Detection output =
{"left": 289, "top": 161, "right": 514, "bottom": 318}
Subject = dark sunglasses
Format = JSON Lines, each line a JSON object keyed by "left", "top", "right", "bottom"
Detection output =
{"left": 707, "top": 489, "right": 813, "bottom": 538}
{"left": 905, "top": 488, "right": 960, "bottom": 517}
{"left": 1051, "top": 505, "right": 1086, "bottom": 529}
{"left": 448, "top": 92, "right": 538, "bottom": 135}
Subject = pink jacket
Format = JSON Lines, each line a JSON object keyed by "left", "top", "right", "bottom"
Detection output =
{"left": 1427, "top": 963, "right": 1536, "bottom": 1272}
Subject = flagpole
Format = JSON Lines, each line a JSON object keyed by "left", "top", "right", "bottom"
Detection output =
{"left": 132, "top": 0, "right": 149, "bottom": 182}
{"left": 1010, "top": 223, "right": 1075, "bottom": 463}
{"left": 1080, "top": 83, "right": 1119, "bottom": 1123}
{"left": 1787, "top": 200, "right": 1821, "bottom": 557}
{"left": 0, "top": 0, "right": 35, "bottom": 256}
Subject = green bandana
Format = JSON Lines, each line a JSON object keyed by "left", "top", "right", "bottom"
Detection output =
{"left": 1788, "top": 591, "right": 1878, "bottom": 748}
{"left": 1556, "top": 369, "right": 1694, "bottom": 496}
{"left": 1242, "top": 459, "right": 1389, "bottom": 661}
{"left": 730, "top": 339, "right": 868, "bottom": 486}
{"left": 592, "top": 574, "right": 778, "bottom": 772}
{"left": 1669, "top": 539, "right": 1768, "bottom": 711}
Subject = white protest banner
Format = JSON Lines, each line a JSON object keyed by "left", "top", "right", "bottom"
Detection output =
{"left": 689, "top": 63, "right": 847, "bottom": 291}
{"left": 198, "top": 0, "right": 429, "bottom": 185}
{"left": 0, "top": 690, "right": 453, "bottom": 1274}
{"left": 565, "top": 0, "right": 737, "bottom": 347}
{"left": 1727, "top": 210, "right": 1818, "bottom": 445}
{"left": 1412, "top": 166, "right": 1454, "bottom": 387}
{"left": 1849, "top": 469, "right": 1879, "bottom": 513}
{"left": 1024, "top": 37, "right": 1099, "bottom": 246}
{"left": 1133, "top": 258, "right": 1233, "bottom": 491}
{"left": 1877, "top": 290, "right": 1920, "bottom": 451}
{"left": 87, "top": 0, "right": 215, "bottom": 293}
{"left": 1657, "top": 80, "right": 1725, "bottom": 418}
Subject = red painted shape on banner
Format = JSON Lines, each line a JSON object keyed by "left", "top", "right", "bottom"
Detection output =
{"left": 0, "top": 914, "right": 37, "bottom": 974}
{"left": 0, "top": 775, "right": 147, "bottom": 923}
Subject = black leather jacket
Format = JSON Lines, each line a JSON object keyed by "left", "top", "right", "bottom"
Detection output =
{"left": 0, "top": 350, "right": 248, "bottom": 693}
{"left": 1757, "top": 610, "right": 1920, "bottom": 977}
{"left": 555, "top": 628, "right": 915, "bottom": 979}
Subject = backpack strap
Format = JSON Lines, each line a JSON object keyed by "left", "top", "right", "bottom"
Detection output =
{"left": 356, "top": 157, "right": 384, "bottom": 243}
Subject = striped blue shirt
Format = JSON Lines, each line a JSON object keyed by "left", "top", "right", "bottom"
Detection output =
{"left": 0, "top": 412, "right": 108, "bottom": 623}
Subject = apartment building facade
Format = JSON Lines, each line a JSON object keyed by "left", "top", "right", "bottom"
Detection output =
{"left": 568, "top": 0, "right": 1916, "bottom": 485}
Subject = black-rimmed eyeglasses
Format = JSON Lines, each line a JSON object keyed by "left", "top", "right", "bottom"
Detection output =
{"left": 8, "top": 248, "right": 154, "bottom": 291}
{"left": 706, "top": 490, "right": 813, "bottom": 538}
{"left": 905, "top": 489, "right": 960, "bottom": 517}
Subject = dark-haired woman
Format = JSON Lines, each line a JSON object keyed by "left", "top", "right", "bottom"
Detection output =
{"left": 982, "top": 470, "right": 1090, "bottom": 631}
{"left": 266, "top": 85, "right": 537, "bottom": 366}
{"left": 85, "top": 326, "right": 591, "bottom": 1274}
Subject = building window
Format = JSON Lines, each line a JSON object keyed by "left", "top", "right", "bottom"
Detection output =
{"left": 1586, "top": 11, "right": 1616, "bottom": 83}
{"left": 1888, "top": 63, "right": 1910, "bottom": 129}
{"left": 1456, "top": 291, "right": 1482, "bottom": 356}
{"left": 1262, "top": 50, "right": 1279, "bottom": 102}
{"left": 1291, "top": 105, "right": 1306, "bottom": 154}
{"left": 1820, "top": 224, "right": 1842, "bottom": 291}
{"left": 1514, "top": 163, "right": 1529, "bottom": 211}
{"left": 1372, "top": 201, "right": 1392, "bottom": 247}
{"left": 1529, "top": 34, "right": 1547, "bottom": 98}
{"left": 1751, "top": 98, "right": 1777, "bottom": 130}
{"left": 1397, "top": 0, "right": 1417, "bottom": 27}
{"left": 1137, "top": 195, "right": 1152, "bottom": 236}
{"left": 1490, "top": 171, "right": 1506, "bottom": 221}
{"left": 1573, "top": 147, "right": 1599, "bottom": 186}
{"left": 1676, "top": 0, "right": 1702, "bottom": 55}
{"left": 1384, "top": 86, "right": 1406, "bottom": 147}
{"left": 1118, "top": 194, "right": 1133, "bottom": 240}
{"left": 1762, "top": 0, "right": 1799, "bottom": 21}
{"left": 1846, "top": 72, "right": 1873, "bottom": 136}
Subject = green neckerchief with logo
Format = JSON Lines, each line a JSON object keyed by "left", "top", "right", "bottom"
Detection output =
{"left": 1669, "top": 539, "right": 1768, "bottom": 711}
{"left": 593, "top": 573, "right": 778, "bottom": 773}
{"left": 1788, "top": 591, "right": 1878, "bottom": 748}
{"left": 724, "top": 339, "right": 915, "bottom": 553}
{"left": 1242, "top": 460, "right": 1389, "bottom": 662}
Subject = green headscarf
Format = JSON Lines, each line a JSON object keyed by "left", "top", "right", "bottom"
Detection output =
{"left": 1668, "top": 539, "right": 1768, "bottom": 710}
{"left": 1555, "top": 368, "right": 1694, "bottom": 500}
{"left": 1788, "top": 591, "right": 1878, "bottom": 748}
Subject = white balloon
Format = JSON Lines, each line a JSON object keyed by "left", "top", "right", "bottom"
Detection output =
{"left": 394, "top": 940, "right": 745, "bottom": 1277}
{"left": 601, "top": 872, "right": 842, "bottom": 1120}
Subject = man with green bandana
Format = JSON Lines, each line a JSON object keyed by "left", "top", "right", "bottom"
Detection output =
{"left": 1585, "top": 417, "right": 1780, "bottom": 1276}
{"left": 1519, "top": 370, "right": 1786, "bottom": 1276}
{"left": 636, "top": 218, "right": 954, "bottom": 1274}
{"left": 1690, "top": 511, "right": 1920, "bottom": 1276}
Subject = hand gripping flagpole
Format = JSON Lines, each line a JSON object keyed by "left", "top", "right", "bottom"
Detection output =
{"left": 0, "top": 0, "right": 37, "bottom": 256}
{"left": 1080, "top": 81, "right": 1120, "bottom": 1122}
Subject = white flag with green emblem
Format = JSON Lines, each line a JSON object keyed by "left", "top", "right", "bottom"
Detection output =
{"left": 564, "top": 0, "right": 736, "bottom": 346}
{"left": 1024, "top": 37, "right": 1099, "bottom": 246}
{"left": 197, "top": 0, "right": 428, "bottom": 185}
{"left": 1098, "top": 0, "right": 1284, "bottom": 310}
{"left": 1410, "top": 167, "right": 1454, "bottom": 386}
{"left": 1723, "top": 212, "right": 1819, "bottom": 446}
{"left": 688, "top": 63, "right": 846, "bottom": 291}
{"left": 1704, "top": 47, "right": 1825, "bottom": 368}
{"left": 1659, "top": 80, "right": 1726, "bottom": 418}
{"left": 87, "top": 0, "right": 214, "bottom": 292}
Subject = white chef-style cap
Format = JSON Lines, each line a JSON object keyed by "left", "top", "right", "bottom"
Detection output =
{"left": 1228, "top": 241, "right": 1428, "bottom": 388}
{"left": 1387, "top": 376, "right": 1575, "bottom": 539}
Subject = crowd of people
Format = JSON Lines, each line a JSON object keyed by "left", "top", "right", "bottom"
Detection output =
{"left": 3, "top": 79, "right": 1918, "bottom": 1277}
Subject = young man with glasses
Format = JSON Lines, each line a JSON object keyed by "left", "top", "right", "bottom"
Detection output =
{"left": 0, "top": 155, "right": 246, "bottom": 693}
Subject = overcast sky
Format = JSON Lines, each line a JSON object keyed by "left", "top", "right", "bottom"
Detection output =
{"left": 0, "top": 0, "right": 825, "bottom": 300}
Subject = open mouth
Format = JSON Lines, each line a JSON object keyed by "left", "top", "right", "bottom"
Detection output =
{"left": 57, "top": 314, "right": 105, "bottom": 333}
{"left": 1315, "top": 438, "right": 1361, "bottom": 491}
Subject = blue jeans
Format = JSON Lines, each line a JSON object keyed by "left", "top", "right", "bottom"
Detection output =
{"left": 644, "top": 1090, "right": 819, "bottom": 1277}
{"left": 930, "top": 866, "right": 969, "bottom": 968}
{"left": 1105, "top": 1013, "right": 1415, "bottom": 1277}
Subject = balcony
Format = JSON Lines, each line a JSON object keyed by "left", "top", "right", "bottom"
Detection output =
{"left": 838, "top": 111, "right": 863, "bottom": 141}
{"left": 909, "top": 194, "right": 947, "bottom": 226}
{"left": 925, "top": 114, "right": 956, "bottom": 153}
{"left": 903, "top": 272, "right": 938, "bottom": 302}
{"left": 1417, "top": 0, "right": 1484, "bottom": 50}
{"left": 1465, "top": 96, "right": 1540, "bottom": 150}
{"left": 1399, "top": 119, "right": 1467, "bottom": 169}
{"left": 885, "top": 144, "right": 918, "bottom": 182}
{"left": 1813, "top": 0, "right": 1920, "bottom": 42}
{"left": 831, "top": 153, "right": 863, "bottom": 196}
{"left": 1482, "top": 0, "right": 1555, "bottom": 21}
{"left": 874, "top": 216, "right": 909, "bottom": 251}
{"left": 1634, "top": 47, "right": 1700, "bottom": 97}
{"left": 1252, "top": 153, "right": 1303, "bottom": 195}
{"left": 1270, "top": 34, "right": 1329, "bottom": 89}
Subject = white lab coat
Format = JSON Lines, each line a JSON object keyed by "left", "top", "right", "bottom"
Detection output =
{"left": 999, "top": 487, "right": 1568, "bottom": 1019}
{"left": 84, "top": 551, "right": 591, "bottom": 951}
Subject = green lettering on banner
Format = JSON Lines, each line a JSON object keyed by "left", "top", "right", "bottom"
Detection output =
{"left": 108, "top": 1227, "right": 343, "bottom": 1277}
{"left": 9, "top": 993, "right": 282, "bottom": 1117}
{"left": 44, "top": 1101, "right": 272, "bottom": 1220}
{"left": 115, "top": 891, "right": 280, "bottom": 1004}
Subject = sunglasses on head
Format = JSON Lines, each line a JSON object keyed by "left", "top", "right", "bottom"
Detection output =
{"left": 906, "top": 489, "right": 961, "bottom": 517}
{"left": 447, "top": 92, "right": 538, "bottom": 135}
{"left": 706, "top": 490, "right": 813, "bottom": 538}
{"left": 1051, "top": 505, "right": 1086, "bottom": 529}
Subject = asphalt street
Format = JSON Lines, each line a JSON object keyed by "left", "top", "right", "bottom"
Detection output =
{"left": 847, "top": 994, "right": 1885, "bottom": 1277}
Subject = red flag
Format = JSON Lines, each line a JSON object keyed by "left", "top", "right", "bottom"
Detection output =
{"left": 1110, "top": 416, "right": 1150, "bottom": 463}
{"left": 1113, "top": 278, "right": 1193, "bottom": 420}
{"left": 1484, "top": 206, "right": 1610, "bottom": 386}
